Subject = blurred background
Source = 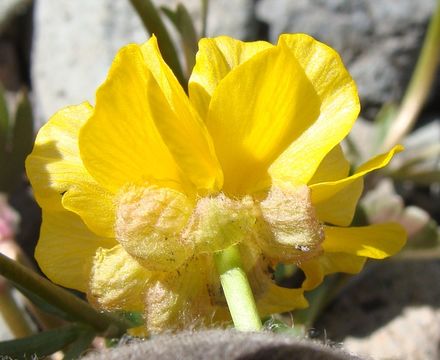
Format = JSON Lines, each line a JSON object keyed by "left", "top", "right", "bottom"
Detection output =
{"left": 0, "top": 1, "right": 439, "bottom": 359}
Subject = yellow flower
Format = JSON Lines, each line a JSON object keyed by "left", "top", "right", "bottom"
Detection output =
{"left": 26, "top": 34, "right": 406, "bottom": 333}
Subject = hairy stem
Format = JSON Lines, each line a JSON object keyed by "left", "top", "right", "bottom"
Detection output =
{"left": 214, "top": 245, "right": 262, "bottom": 331}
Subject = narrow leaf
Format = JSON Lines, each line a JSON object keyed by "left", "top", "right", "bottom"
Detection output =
{"left": 162, "top": 4, "right": 199, "bottom": 77}
{"left": 0, "top": 83, "right": 10, "bottom": 191}
{"left": 292, "top": 275, "right": 338, "bottom": 327}
{"left": 0, "top": 82, "right": 9, "bottom": 152}
{"left": 373, "top": 102, "right": 398, "bottom": 151}
{"left": 8, "top": 89, "right": 34, "bottom": 192}
{"left": 13, "top": 282, "right": 73, "bottom": 321}
{"left": 113, "top": 310, "right": 145, "bottom": 328}
{"left": 63, "top": 327, "right": 96, "bottom": 360}
{"left": 161, "top": 6, "right": 178, "bottom": 25}
{"left": 407, "top": 219, "right": 440, "bottom": 249}
{"left": 0, "top": 253, "right": 130, "bottom": 336}
{"left": 129, "top": 0, "right": 186, "bottom": 88}
{"left": 201, "top": 0, "right": 209, "bottom": 38}
{"left": 393, "top": 169, "right": 440, "bottom": 185}
{"left": 381, "top": 0, "right": 440, "bottom": 150}
{"left": 0, "top": 324, "right": 83, "bottom": 359}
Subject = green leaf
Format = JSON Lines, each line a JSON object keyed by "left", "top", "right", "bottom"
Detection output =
{"left": 292, "top": 275, "right": 339, "bottom": 327}
{"left": 161, "top": 4, "right": 199, "bottom": 77}
{"left": 0, "top": 324, "right": 84, "bottom": 359}
{"left": 112, "top": 310, "right": 144, "bottom": 328}
{"left": 373, "top": 102, "right": 398, "bottom": 150}
{"left": 0, "top": 83, "right": 10, "bottom": 191}
{"left": 407, "top": 219, "right": 440, "bottom": 250}
{"left": 397, "top": 220, "right": 440, "bottom": 260}
{"left": 273, "top": 263, "right": 299, "bottom": 284}
{"left": 13, "top": 282, "right": 73, "bottom": 321}
{"left": 397, "top": 145, "right": 440, "bottom": 172}
{"left": 8, "top": 89, "right": 34, "bottom": 192}
{"left": 0, "top": 253, "right": 130, "bottom": 337}
{"left": 201, "top": 0, "right": 209, "bottom": 38}
{"left": 392, "top": 168, "right": 440, "bottom": 185}
{"left": 129, "top": 0, "right": 186, "bottom": 88}
{"left": 0, "top": 82, "right": 9, "bottom": 151}
{"left": 351, "top": 205, "right": 369, "bottom": 227}
{"left": 63, "top": 327, "right": 96, "bottom": 360}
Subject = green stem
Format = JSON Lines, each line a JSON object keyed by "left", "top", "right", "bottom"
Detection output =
{"left": 0, "top": 283, "right": 34, "bottom": 338}
{"left": 293, "top": 276, "right": 336, "bottom": 328}
{"left": 0, "top": 253, "right": 128, "bottom": 337}
{"left": 200, "top": 0, "right": 209, "bottom": 38}
{"left": 214, "top": 245, "right": 262, "bottom": 331}
{"left": 344, "top": 134, "right": 362, "bottom": 167}
{"left": 381, "top": 0, "right": 440, "bottom": 150}
{"left": 129, "top": 0, "right": 187, "bottom": 88}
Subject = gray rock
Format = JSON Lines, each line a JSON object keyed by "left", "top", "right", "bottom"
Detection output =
{"left": 31, "top": 0, "right": 255, "bottom": 126}
{"left": 344, "top": 306, "right": 440, "bottom": 360}
{"left": 156, "top": 0, "right": 255, "bottom": 39}
{"left": 31, "top": 0, "right": 146, "bottom": 127}
{"left": 206, "top": 0, "right": 255, "bottom": 39}
{"left": 256, "top": 0, "right": 436, "bottom": 116}
{"left": 316, "top": 260, "right": 440, "bottom": 360}
{"left": 369, "top": 0, "right": 436, "bottom": 36}
{"left": 257, "top": 0, "right": 372, "bottom": 62}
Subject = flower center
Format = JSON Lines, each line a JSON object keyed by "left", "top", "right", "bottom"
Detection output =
{"left": 182, "top": 193, "right": 256, "bottom": 254}
{"left": 115, "top": 184, "right": 256, "bottom": 271}
{"left": 114, "top": 183, "right": 323, "bottom": 271}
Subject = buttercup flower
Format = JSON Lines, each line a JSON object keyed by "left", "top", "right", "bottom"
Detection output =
{"left": 26, "top": 34, "right": 406, "bottom": 333}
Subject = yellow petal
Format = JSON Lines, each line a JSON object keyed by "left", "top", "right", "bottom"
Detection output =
{"left": 189, "top": 36, "right": 272, "bottom": 119}
{"left": 300, "top": 252, "right": 366, "bottom": 290}
{"left": 310, "top": 145, "right": 403, "bottom": 226}
{"left": 257, "top": 282, "right": 308, "bottom": 316}
{"left": 320, "top": 252, "right": 367, "bottom": 274}
{"left": 80, "top": 41, "right": 222, "bottom": 194}
{"left": 88, "top": 245, "right": 151, "bottom": 312}
{"left": 356, "top": 144, "right": 403, "bottom": 174}
{"left": 140, "top": 37, "right": 223, "bottom": 193}
{"left": 299, "top": 258, "right": 324, "bottom": 291}
{"left": 253, "top": 263, "right": 308, "bottom": 314}
{"left": 207, "top": 42, "right": 320, "bottom": 195}
{"left": 312, "top": 145, "right": 403, "bottom": 203}
{"left": 26, "top": 103, "right": 92, "bottom": 211}
{"left": 61, "top": 182, "right": 116, "bottom": 238}
{"left": 79, "top": 45, "right": 184, "bottom": 194}
{"left": 26, "top": 102, "right": 117, "bottom": 237}
{"left": 313, "top": 178, "right": 364, "bottom": 226}
{"left": 238, "top": 241, "right": 308, "bottom": 316}
{"left": 269, "top": 34, "right": 360, "bottom": 185}
{"left": 35, "top": 210, "right": 116, "bottom": 292}
{"left": 323, "top": 223, "right": 407, "bottom": 258}
{"left": 308, "top": 145, "right": 350, "bottom": 184}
